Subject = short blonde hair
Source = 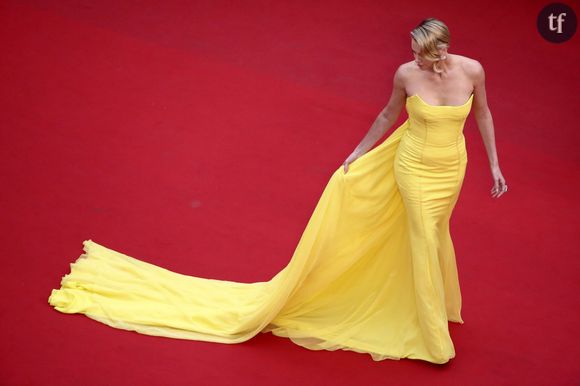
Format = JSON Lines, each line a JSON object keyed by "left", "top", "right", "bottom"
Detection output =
{"left": 410, "top": 18, "right": 450, "bottom": 74}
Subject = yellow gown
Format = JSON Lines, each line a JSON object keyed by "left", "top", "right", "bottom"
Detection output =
{"left": 48, "top": 93, "right": 473, "bottom": 364}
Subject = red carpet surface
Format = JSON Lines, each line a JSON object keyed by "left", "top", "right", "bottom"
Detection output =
{"left": 1, "top": 1, "right": 579, "bottom": 385}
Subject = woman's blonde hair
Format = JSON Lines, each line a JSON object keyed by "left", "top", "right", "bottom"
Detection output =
{"left": 410, "top": 18, "right": 450, "bottom": 74}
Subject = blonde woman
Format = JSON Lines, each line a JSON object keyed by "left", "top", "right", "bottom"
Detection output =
{"left": 49, "top": 18, "right": 506, "bottom": 364}
{"left": 340, "top": 17, "right": 507, "bottom": 360}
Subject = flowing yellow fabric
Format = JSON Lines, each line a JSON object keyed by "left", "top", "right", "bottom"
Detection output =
{"left": 48, "top": 94, "right": 473, "bottom": 364}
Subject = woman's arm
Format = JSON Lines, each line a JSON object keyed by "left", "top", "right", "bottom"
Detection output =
{"left": 470, "top": 61, "right": 508, "bottom": 198}
{"left": 343, "top": 66, "right": 406, "bottom": 172}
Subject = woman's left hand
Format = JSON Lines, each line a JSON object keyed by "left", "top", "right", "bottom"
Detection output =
{"left": 490, "top": 165, "right": 508, "bottom": 198}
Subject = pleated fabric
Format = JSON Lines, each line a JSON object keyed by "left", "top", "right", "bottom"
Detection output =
{"left": 48, "top": 94, "right": 472, "bottom": 364}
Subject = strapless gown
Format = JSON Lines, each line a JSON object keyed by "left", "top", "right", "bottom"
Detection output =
{"left": 48, "top": 93, "right": 474, "bottom": 364}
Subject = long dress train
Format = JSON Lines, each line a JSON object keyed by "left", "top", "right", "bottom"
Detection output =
{"left": 48, "top": 93, "right": 473, "bottom": 364}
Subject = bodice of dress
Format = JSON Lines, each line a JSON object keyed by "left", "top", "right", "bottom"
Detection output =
{"left": 405, "top": 94, "right": 474, "bottom": 147}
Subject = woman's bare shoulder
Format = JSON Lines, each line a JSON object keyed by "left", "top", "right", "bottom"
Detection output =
{"left": 455, "top": 54, "right": 484, "bottom": 76}
{"left": 397, "top": 60, "right": 418, "bottom": 72}
{"left": 393, "top": 61, "right": 418, "bottom": 81}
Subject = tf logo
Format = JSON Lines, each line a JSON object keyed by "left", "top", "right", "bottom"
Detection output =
{"left": 537, "top": 3, "right": 577, "bottom": 43}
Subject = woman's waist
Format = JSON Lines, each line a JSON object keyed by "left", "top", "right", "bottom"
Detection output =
{"left": 404, "top": 129, "right": 466, "bottom": 147}
{"left": 397, "top": 132, "right": 467, "bottom": 166}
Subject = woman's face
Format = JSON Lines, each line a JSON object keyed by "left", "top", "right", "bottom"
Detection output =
{"left": 411, "top": 39, "right": 430, "bottom": 69}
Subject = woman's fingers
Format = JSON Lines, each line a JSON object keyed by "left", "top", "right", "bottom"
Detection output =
{"left": 491, "top": 179, "right": 508, "bottom": 198}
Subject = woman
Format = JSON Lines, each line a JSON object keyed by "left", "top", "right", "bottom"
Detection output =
{"left": 48, "top": 18, "right": 506, "bottom": 364}
{"left": 342, "top": 17, "right": 507, "bottom": 361}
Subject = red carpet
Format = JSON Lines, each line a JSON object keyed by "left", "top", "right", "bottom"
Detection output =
{"left": 1, "top": 1, "right": 578, "bottom": 385}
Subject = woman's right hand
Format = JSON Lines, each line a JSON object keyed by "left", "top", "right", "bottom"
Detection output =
{"left": 343, "top": 152, "right": 362, "bottom": 174}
